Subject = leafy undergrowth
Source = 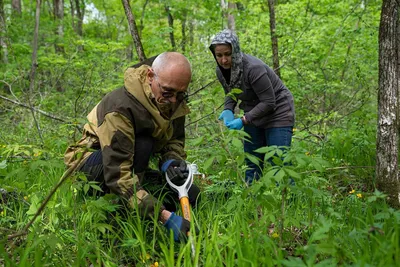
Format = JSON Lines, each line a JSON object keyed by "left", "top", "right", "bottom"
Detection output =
{"left": 0, "top": 136, "right": 399, "bottom": 267}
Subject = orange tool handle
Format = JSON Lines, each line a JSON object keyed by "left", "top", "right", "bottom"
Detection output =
{"left": 180, "top": 196, "right": 191, "bottom": 222}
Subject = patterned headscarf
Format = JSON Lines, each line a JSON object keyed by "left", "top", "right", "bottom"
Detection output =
{"left": 209, "top": 29, "right": 243, "bottom": 90}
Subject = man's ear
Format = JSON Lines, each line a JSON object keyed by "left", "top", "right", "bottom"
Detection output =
{"left": 147, "top": 68, "right": 155, "bottom": 82}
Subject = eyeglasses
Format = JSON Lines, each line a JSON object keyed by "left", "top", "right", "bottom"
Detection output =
{"left": 153, "top": 72, "right": 187, "bottom": 102}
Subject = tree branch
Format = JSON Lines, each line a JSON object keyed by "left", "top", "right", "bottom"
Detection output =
{"left": 0, "top": 94, "right": 67, "bottom": 122}
{"left": 7, "top": 145, "right": 89, "bottom": 240}
{"left": 188, "top": 79, "right": 217, "bottom": 97}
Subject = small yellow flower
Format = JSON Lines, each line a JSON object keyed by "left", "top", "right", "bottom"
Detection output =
{"left": 349, "top": 189, "right": 355, "bottom": 194}
{"left": 293, "top": 128, "right": 297, "bottom": 132}
{"left": 271, "top": 232, "right": 279, "bottom": 239}
{"left": 356, "top": 193, "right": 362, "bottom": 198}
{"left": 150, "top": 262, "right": 159, "bottom": 267}
{"left": 24, "top": 196, "right": 28, "bottom": 201}
{"left": 141, "top": 253, "right": 151, "bottom": 263}
{"left": 0, "top": 211, "right": 4, "bottom": 216}
{"left": 305, "top": 152, "right": 311, "bottom": 156}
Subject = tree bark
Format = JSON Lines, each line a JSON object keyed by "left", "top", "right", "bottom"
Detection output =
{"left": 139, "top": 0, "right": 149, "bottom": 35}
{"left": 376, "top": 0, "right": 400, "bottom": 208}
{"left": 165, "top": 5, "right": 176, "bottom": 51}
{"left": 181, "top": 9, "right": 187, "bottom": 52}
{"left": 28, "top": 0, "right": 45, "bottom": 144}
{"left": 74, "top": 0, "right": 84, "bottom": 37}
{"left": 189, "top": 19, "right": 194, "bottom": 47}
{"left": 69, "top": 0, "right": 75, "bottom": 31}
{"left": 221, "top": 0, "right": 236, "bottom": 31}
{"left": 54, "top": 0, "right": 65, "bottom": 54}
{"left": 121, "top": 0, "right": 146, "bottom": 61}
{"left": 0, "top": 0, "right": 8, "bottom": 64}
{"left": 12, "top": 0, "right": 22, "bottom": 15}
{"left": 267, "top": 0, "right": 281, "bottom": 78}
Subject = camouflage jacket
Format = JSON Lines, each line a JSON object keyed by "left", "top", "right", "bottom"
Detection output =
{"left": 64, "top": 65, "right": 190, "bottom": 217}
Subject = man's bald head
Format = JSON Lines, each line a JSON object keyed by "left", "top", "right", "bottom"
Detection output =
{"left": 147, "top": 52, "right": 192, "bottom": 104}
{"left": 152, "top": 52, "right": 192, "bottom": 85}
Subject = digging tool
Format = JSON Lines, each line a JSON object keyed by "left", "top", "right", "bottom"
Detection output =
{"left": 165, "top": 163, "right": 196, "bottom": 258}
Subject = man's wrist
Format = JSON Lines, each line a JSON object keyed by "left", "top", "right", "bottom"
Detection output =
{"left": 160, "top": 209, "right": 171, "bottom": 224}
{"left": 241, "top": 116, "right": 248, "bottom": 125}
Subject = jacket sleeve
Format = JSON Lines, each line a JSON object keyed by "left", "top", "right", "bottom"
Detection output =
{"left": 159, "top": 116, "right": 187, "bottom": 164}
{"left": 216, "top": 69, "right": 237, "bottom": 112}
{"left": 97, "top": 112, "right": 161, "bottom": 218}
{"left": 244, "top": 65, "right": 276, "bottom": 123}
{"left": 224, "top": 95, "right": 237, "bottom": 113}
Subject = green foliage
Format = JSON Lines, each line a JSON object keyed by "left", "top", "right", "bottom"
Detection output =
{"left": 0, "top": 0, "right": 392, "bottom": 265}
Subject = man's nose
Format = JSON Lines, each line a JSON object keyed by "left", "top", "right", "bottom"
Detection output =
{"left": 169, "top": 95, "right": 177, "bottom": 103}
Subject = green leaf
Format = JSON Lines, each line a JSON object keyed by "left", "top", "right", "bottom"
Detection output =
{"left": 84, "top": 184, "right": 90, "bottom": 194}
{"left": 254, "top": 146, "right": 273, "bottom": 154}
{"left": 192, "top": 136, "right": 204, "bottom": 146}
{"left": 284, "top": 168, "right": 301, "bottom": 180}
{"left": 264, "top": 168, "right": 279, "bottom": 179}
{"left": 230, "top": 88, "right": 243, "bottom": 94}
{"left": 90, "top": 184, "right": 103, "bottom": 192}
{"left": 312, "top": 160, "right": 324, "bottom": 172}
{"left": 295, "top": 155, "right": 307, "bottom": 166}
{"left": 231, "top": 138, "right": 242, "bottom": 149}
{"left": 203, "top": 156, "right": 215, "bottom": 171}
{"left": 281, "top": 257, "right": 306, "bottom": 267}
{"left": 274, "top": 169, "right": 285, "bottom": 183}
{"left": 121, "top": 238, "right": 141, "bottom": 248}
{"left": 0, "top": 160, "right": 7, "bottom": 169}
{"left": 245, "top": 153, "right": 260, "bottom": 165}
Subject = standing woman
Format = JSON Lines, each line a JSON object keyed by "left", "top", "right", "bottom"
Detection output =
{"left": 209, "top": 29, "right": 295, "bottom": 184}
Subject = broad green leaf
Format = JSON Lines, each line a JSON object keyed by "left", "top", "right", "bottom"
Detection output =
{"left": 203, "top": 156, "right": 215, "bottom": 171}
{"left": 231, "top": 138, "right": 242, "bottom": 149}
{"left": 284, "top": 168, "right": 301, "bottom": 180}
{"left": 274, "top": 169, "right": 285, "bottom": 183}
{"left": 84, "top": 184, "right": 90, "bottom": 194}
{"left": 254, "top": 146, "right": 273, "bottom": 154}
{"left": 191, "top": 136, "right": 204, "bottom": 146}
{"left": 90, "top": 184, "right": 103, "bottom": 192}
{"left": 245, "top": 153, "right": 260, "bottom": 165}
{"left": 0, "top": 160, "right": 6, "bottom": 169}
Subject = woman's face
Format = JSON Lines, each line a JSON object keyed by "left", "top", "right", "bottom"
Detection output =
{"left": 214, "top": 44, "right": 232, "bottom": 69}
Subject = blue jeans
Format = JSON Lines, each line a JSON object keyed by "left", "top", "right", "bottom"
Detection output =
{"left": 244, "top": 126, "right": 293, "bottom": 184}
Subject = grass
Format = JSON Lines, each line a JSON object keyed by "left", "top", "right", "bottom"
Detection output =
{"left": 0, "top": 125, "right": 399, "bottom": 266}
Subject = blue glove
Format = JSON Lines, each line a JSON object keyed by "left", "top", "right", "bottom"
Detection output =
{"left": 218, "top": 110, "right": 234, "bottom": 125}
{"left": 226, "top": 118, "right": 243, "bottom": 130}
{"left": 164, "top": 212, "right": 191, "bottom": 242}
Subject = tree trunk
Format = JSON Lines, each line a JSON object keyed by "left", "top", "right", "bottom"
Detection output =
{"left": 29, "top": 0, "right": 45, "bottom": 144}
{"left": 181, "top": 9, "right": 187, "bottom": 52}
{"left": 139, "top": 0, "right": 149, "bottom": 35}
{"left": 0, "top": 0, "right": 8, "bottom": 64}
{"left": 12, "top": 0, "right": 22, "bottom": 15}
{"left": 121, "top": 0, "right": 146, "bottom": 61}
{"left": 74, "top": 0, "right": 84, "bottom": 37}
{"left": 376, "top": 0, "right": 400, "bottom": 208}
{"left": 69, "top": 0, "right": 75, "bottom": 31}
{"left": 54, "top": 0, "right": 65, "bottom": 55}
{"left": 165, "top": 5, "right": 176, "bottom": 51}
{"left": 221, "top": 0, "right": 236, "bottom": 31}
{"left": 189, "top": 19, "right": 194, "bottom": 47}
{"left": 267, "top": 0, "right": 281, "bottom": 78}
